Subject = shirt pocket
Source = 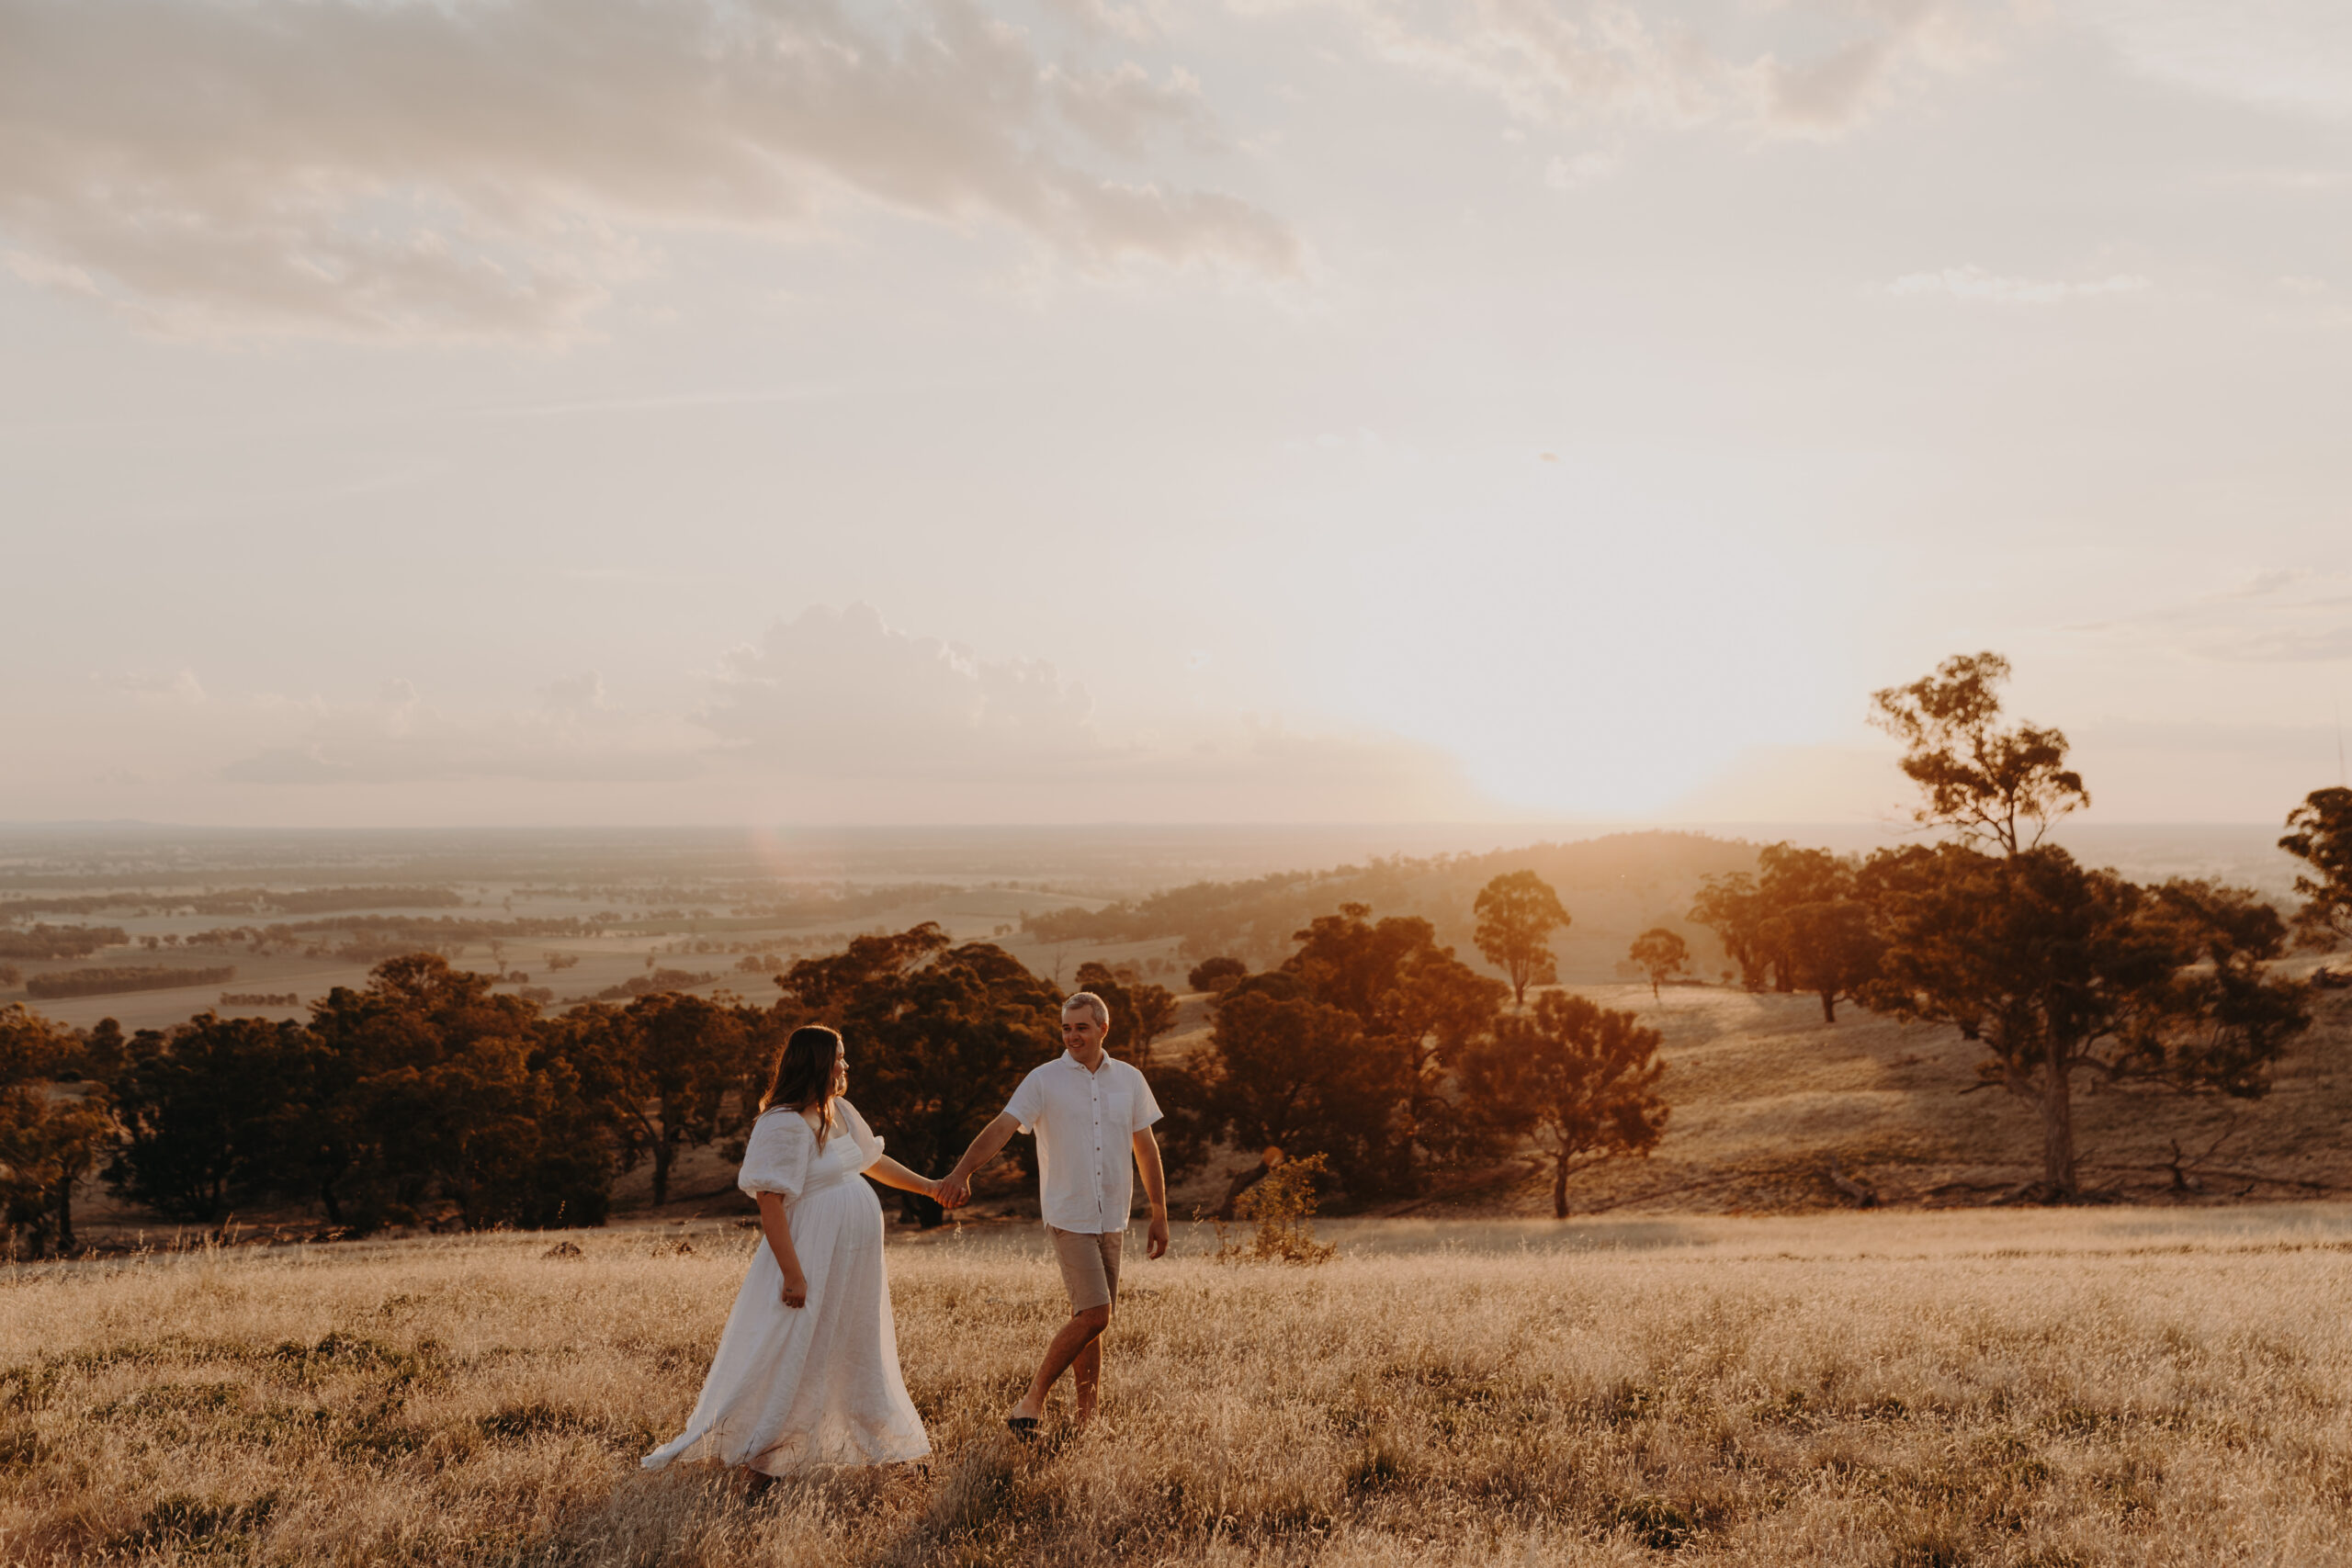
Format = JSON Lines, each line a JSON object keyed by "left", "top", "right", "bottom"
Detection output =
{"left": 1102, "top": 1089, "right": 1134, "bottom": 1138}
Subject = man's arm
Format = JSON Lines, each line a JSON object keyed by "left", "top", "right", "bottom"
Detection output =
{"left": 1133, "top": 1124, "right": 1169, "bottom": 1258}
{"left": 937, "top": 1111, "right": 1021, "bottom": 1208}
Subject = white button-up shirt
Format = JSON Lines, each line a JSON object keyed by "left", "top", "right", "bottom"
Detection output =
{"left": 1004, "top": 1051, "right": 1163, "bottom": 1235}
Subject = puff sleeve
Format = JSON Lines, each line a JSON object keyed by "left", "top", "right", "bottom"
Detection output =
{"left": 738, "top": 1109, "right": 813, "bottom": 1202}
{"left": 836, "top": 1099, "right": 885, "bottom": 1168}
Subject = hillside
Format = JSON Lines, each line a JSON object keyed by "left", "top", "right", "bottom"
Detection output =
{"left": 1021, "top": 829, "right": 1762, "bottom": 982}
{"left": 1290, "top": 974, "right": 2352, "bottom": 1218}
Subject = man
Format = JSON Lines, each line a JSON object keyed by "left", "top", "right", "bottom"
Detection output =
{"left": 938, "top": 989, "right": 1169, "bottom": 1436}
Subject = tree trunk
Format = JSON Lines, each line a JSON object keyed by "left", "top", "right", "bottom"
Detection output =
{"left": 2040, "top": 1047, "right": 2075, "bottom": 1196}
{"left": 651, "top": 1136, "right": 673, "bottom": 1207}
{"left": 53, "top": 1173, "right": 74, "bottom": 1254}
{"left": 1820, "top": 990, "right": 1837, "bottom": 1024}
{"left": 1552, "top": 1155, "right": 1569, "bottom": 1219}
{"left": 897, "top": 1187, "right": 945, "bottom": 1228}
{"left": 318, "top": 1179, "right": 344, "bottom": 1225}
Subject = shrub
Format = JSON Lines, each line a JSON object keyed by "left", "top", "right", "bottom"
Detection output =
{"left": 1209, "top": 1152, "right": 1336, "bottom": 1264}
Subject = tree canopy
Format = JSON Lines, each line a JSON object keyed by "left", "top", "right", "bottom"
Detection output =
{"left": 1464, "top": 992, "right": 1668, "bottom": 1217}
{"left": 1869, "top": 651, "right": 2089, "bottom": 854}
{"left": 1472, "top": 871, "right": 1569, "bottom": 1007}
{"left": 1626, "top": 929, "right": 1690, "bottom": 1000}
{"left": 1860, "top": 843, "right": 2308, "bottom": 1196}
{"left": 2279, "top": 786, "right": 2352, "bottom": 950}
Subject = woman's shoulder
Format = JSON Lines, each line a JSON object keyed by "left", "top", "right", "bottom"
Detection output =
{"left": 752, "top": 1105, "right": 815, "bottom": 1137}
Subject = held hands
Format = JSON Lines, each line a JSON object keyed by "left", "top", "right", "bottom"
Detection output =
{"left": 780, "top": 1267, "right": 808, "bottom": 1310}
{"left": 933, "top": 1172, "right": 971, "bottom": 1210}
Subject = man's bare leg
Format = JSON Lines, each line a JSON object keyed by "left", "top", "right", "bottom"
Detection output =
{"left": 1070, "top": 1337, "right": 1103, "bottom": 1426}
{"left": 1012, "top": 1306, "right": 1110, "bottom": 1422}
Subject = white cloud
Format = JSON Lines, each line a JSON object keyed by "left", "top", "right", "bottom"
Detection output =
{"left": 2075, "top": 0, "right": 2352, "bottom": 118}
{"left": 220, "top": 678, "right": 703, "bottom": 784}
{"left": 698, "top": 604, "right": 1103, "bottom": 779}
{"left": 192, "top": 604, "right": 1494, "bottom": 818}
{"left": 2073, "top": 570, "right": 2352, "bottom": 664}
{"left": 1050, "top": 62, "right": 1213, "bottom": 154}
{"left": 0, "top": 0, "right": 1299, "bottom": 342}
{"left": 99, "top": 669, "right": 207, "bottom": 705}
{"left": 1886, "top": 265, "right": 2154, "bottom": 303}
{"left": 1272, "top": 0, "right": 2009, "bottom": 139}
{"left": 1544, "top": 148, "right": 1621, "bottom": 186}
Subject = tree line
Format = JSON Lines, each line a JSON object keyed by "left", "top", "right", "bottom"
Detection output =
{"left": 1680, "top": 653, "right": 2345, "bottom": 1199}
{"left": 2, "top": 651, "right": 2346, "bottom": 1248}
{"left": 0, "top": 892, "right": 1673, "bottom": 1249}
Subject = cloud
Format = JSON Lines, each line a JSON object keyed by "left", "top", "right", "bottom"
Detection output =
{"left": 2073, "top": 570, "right": 2352, "bottom": 664}
{"left": 99, "top": 669, "right": 207, "bottom": 705}
{"left": 695, "top": 605, "right": 1502, "bottom": 817}
{"left": 220, "top": 677, "right": 703, "bottom": 784}
{"left": 1042, "top": 0, "right": 1164, "bottom": 44}
{"left": 2076, "top": 0, "right": 2352, "bottom": 118}
{"left": 1544, "top": 148, "right": 1621, "bottom": 187}
{"left": 197, "top": 604, "right": 1501, "bottom": 818}
{"left": 697, "top": 604, "right": 1103, "bottom": 779}
{"left": 1886, "top": 265, "right": 2154, "bottom": 303}
{"left": 1050, "top": 62, "right": 1213, "bottom": 155}
{"left": 0, "top": 0, "right": 1298, "bottom": 342}
{"left": 1274, "top": 0, "right": 2006, "bottom": 139}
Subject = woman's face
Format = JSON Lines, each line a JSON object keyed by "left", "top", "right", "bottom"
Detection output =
{"left": 830, "top": 1044, "right": 847, "bottom": 1099}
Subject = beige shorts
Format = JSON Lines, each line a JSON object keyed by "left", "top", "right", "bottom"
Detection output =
{"left": 1048, "top": 1225, "right": 1125, "bottom": 1314}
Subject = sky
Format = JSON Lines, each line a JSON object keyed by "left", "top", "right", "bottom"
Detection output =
{"left": 3, "top": 0, "right": 2350, "bottom": 829}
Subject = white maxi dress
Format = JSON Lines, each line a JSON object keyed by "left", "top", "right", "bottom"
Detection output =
{"left": 641, "top": 1100, "right": 931, "bottom": 1473}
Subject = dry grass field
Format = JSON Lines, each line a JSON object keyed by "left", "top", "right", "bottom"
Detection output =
{"left": 6, "top": 1210, "right": 2352, "bottom": 1567}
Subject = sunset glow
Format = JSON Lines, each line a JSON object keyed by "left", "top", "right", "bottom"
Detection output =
{"left": 4, "top": 0, "right": 2349, "bottom": 826}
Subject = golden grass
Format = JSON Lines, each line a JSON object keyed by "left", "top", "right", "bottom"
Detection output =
{"left": 6, "top": 1211, "right": 2352, "bottom": 1566}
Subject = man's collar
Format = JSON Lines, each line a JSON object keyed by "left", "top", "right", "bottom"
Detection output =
{"left": 1058, "top": 1048, "right": 1112, "bottom": 1074}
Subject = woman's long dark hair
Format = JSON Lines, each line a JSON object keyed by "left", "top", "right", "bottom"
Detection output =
{"left": 760, "top": 1024, "right": 842, "bottom": 1148}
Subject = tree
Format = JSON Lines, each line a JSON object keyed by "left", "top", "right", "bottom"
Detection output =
{"left": 1763, "top": 900, "right": 1880, "bottom": 1023}
{"left": 2279, "top": 786, "right": 2352, "bottom": 949}
{"left": 1187, "top": 955, "right": 1247, "bottom": 995}
{"left": 593, "top": 990, "right": 746, "bottom": 1207}
{"left": 1690, "top": 843, "right": 1865, "bottom": 998}
{"left": 1626, "top": 929, "right": 1690, "bottom": 1000}
{"left": 1183, "top": 904, "right": 1508, "bottom": 1207}
{"left": 303, "top": 955, "right": 610, "bottom": 1230}
{"left": 1473, "top": 871, "right": 1570, "bottom": 1007}
{"left": 1869, "top": 651, "right": 2089, "bottom": 855}
{"left": 1286, "top": 904, "right": 1507, "bottom": 1193}
{"left": 1860, "top": 843, "right": 2309, "bottom": 1198}
{"left": 1193, "top": 974, "right": 1395, "bottom": 1212}
{"left": 104, "top": 1012, "right": 319, "bottom": 1225}
{"left": 780, "top": 924, "right": 1064, "bottom": 1227}
{"left": 1689, "top": 872, "right": 1772, "bottom": 990}
{"left": 0, "top": 1005, "right": 115, "bottom": 1254}
{"left": 1464, "top": 992, "right": 1668, "bottom": 1217}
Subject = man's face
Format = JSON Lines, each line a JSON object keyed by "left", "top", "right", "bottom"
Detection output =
{"left": 1061, "top": 1010, "right": 1106, "bottom": 1055}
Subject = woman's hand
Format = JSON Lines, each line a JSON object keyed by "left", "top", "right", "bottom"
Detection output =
{"left": 780, "top": 1267, "right": 808, "bottom": 1310}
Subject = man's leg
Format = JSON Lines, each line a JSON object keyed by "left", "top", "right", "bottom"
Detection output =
{"left": 1069, "top": 1231, "right": 1120, "bottom": 1426}
{"left": 1070, "top": 1335, "right": 1102, "bottom": 1423}
{"left": 1012, "top": 1304, "right": 1109, "bottom": 1421}
{"left": 1016, "top": 1229, "right": 1115, "bottom": 1425}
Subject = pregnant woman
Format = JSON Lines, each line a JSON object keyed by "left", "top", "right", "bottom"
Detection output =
{"left": 642, "top": 1024, "right": 942, "bottom": 1474}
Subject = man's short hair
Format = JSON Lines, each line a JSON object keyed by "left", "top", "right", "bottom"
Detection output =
{"left": 1062, "top": 991, "right": 1111, "bottom": 1029}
